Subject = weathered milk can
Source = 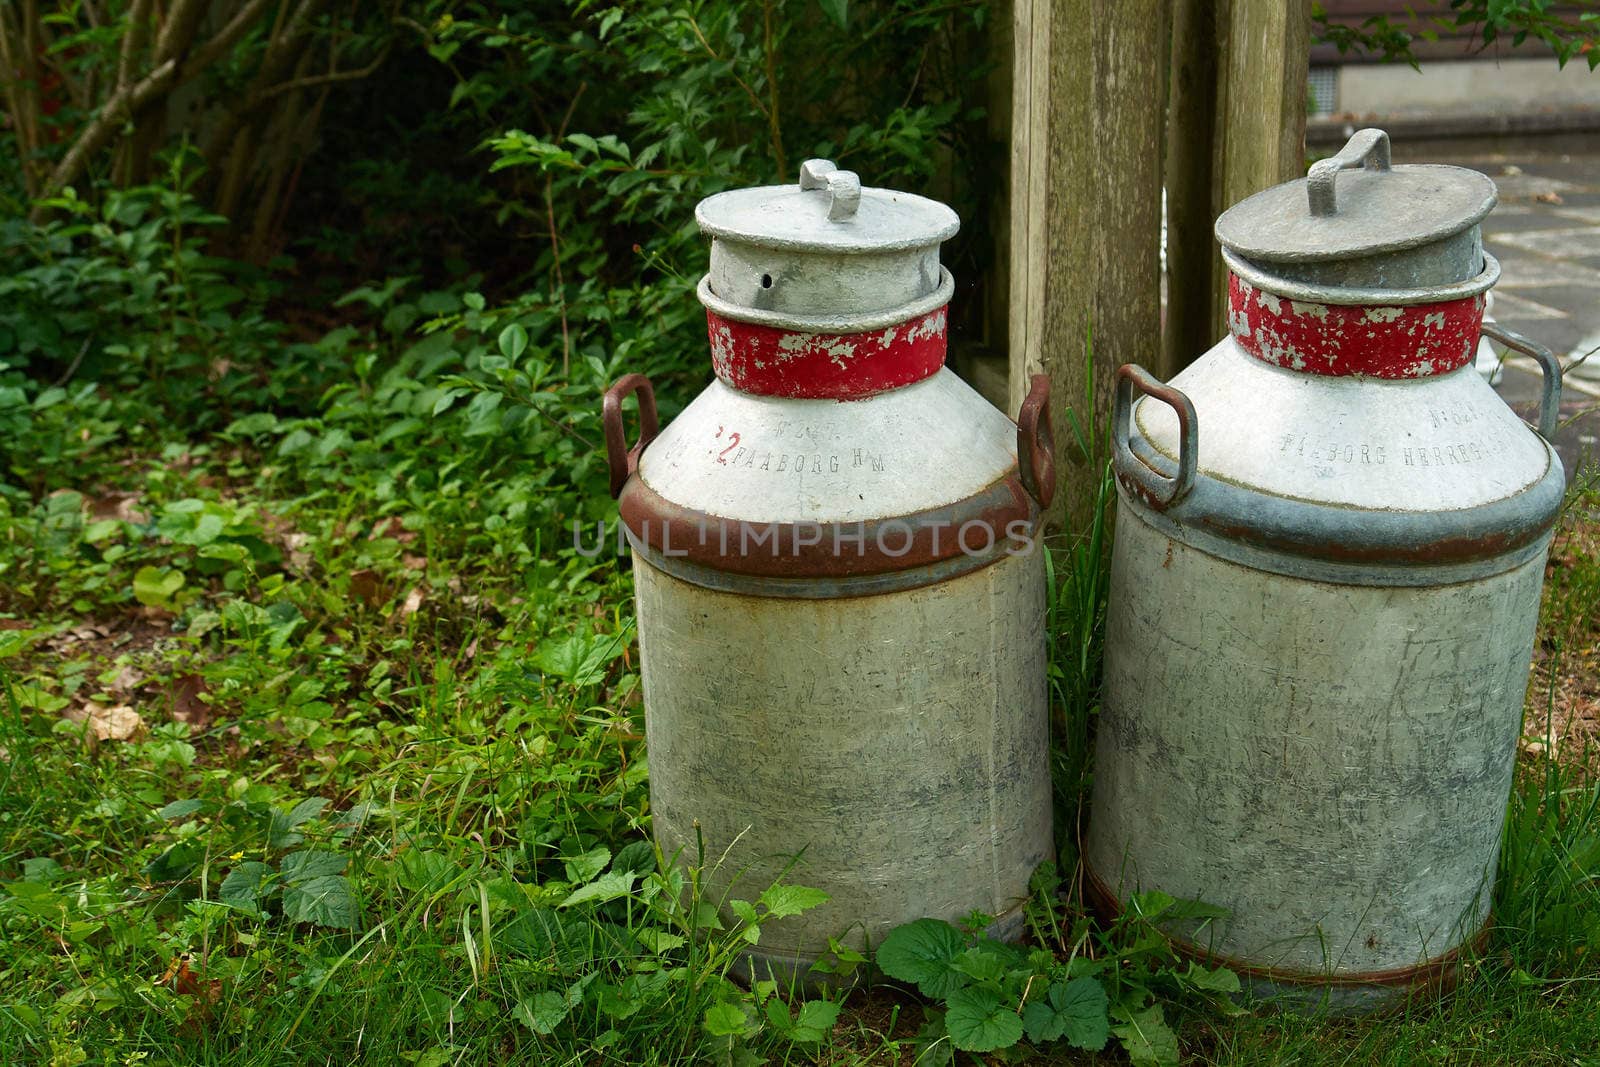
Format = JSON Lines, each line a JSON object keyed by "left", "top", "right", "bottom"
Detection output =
{"left": 602, "top": 160, "right": 1055, "bottom": 980}
{"left": 1087, "top": 129, "right": 1564, "bottom": 1011}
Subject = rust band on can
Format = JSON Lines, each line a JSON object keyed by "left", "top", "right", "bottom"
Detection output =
{"left": 618, "top": 473, "right": 1037, "bottom": 581}
{"left": 706, "top": 304, "right": 948, "bottom": 400}
{"left": 1118, "top": 432, "right": 1563, "bottom": 582}
{"left": 1081, "top": 866, "right": 1487, "bottom": 1003}
{"left": 1228, "top": 273, "right": 1484, "bottom": 379}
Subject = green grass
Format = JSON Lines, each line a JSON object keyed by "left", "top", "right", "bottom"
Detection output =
{"left": 0, "top": 348, "right": 1597, "bottom": 1065}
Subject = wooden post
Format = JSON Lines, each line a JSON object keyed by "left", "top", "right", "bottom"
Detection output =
{"left": 1009, "top": 0, "right": 1167, "bottom": 533}
{"left": 1164, "top": 0, "right": 1312, "bottom": 373}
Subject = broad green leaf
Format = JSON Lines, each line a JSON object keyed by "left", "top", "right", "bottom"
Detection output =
{"left": 1022, "top": 977, "right": 1109, "bottom": 1050}
{"left": 514, "top": 990, "right": 570, "bottom": 1034}
{"left": 497, "top": 323, "right": 528, "bottom": 361}
{"left": 1112, "top": 1004, "right": 1180, "bottom": 1067}
{"left": 281, "top": 849, "right": 348, "bottom": 882}
{"left": 132, "top": 566, "right": 184, "bottom": 606}
{"left": 158, "top": 799, "right": 205, "bottom": 821}
{"left": 559, "top": 870, "right": 635, "bottom": 908}
{"left": 950, "top": 946, "right": 1008, "bottom": 983}
{"left": 703, "top": 999, "right": 749, "bottom": 1037}
{"left": 944, "top": 986, "right": 1023, "bottom": 1053}
{"left": 268, "top": 797, "right": 327, "bottom": 848}
{"left": 635, "top": 928, "right": 685, "bottom": 954}
{"left": 759, "top": 883, "right": 829, "bottom": 919}
{"left": 562, "top": 845, "right": 611, "bottom": 884}
{"left": 790, "top": 999, "right": 840, "bottom": 1042}
{"left": 219, "top": 861, "right": 274, "bottom": 915}
{"left": 1183, "top": 960, "right": 1242, "bottom": 994}
{"left": 282, "top": 874, "right": 359, "bottom": 929}
{"left": 611, "top": 840, "right": 656, "bottom": 876}
{"left": 875, "top": 918, "right": 968, "bottom": 997}
{"left": 817, "top": 0, "right": 848, "bottom": 29}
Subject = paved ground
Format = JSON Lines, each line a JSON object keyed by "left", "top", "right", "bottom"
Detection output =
{"left": 1411, "top": 137, "right": 1600, "bottom": 478}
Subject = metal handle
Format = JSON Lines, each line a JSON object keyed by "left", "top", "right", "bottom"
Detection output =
{"left": 602, "top": 373, "right": 659, "bottom": 498}
{"left": 1480, "top": 321, "right": 1562, "bottom": 441}
{"left": 1306, "top": 128, "right": 1391, "bottom": 217}
{"left": 798, "top": 158, "right": 861, "bottom": 221}
{"left": 1016, "top": 373, "right": 1055, "bottom": 512}
{"left": 1114, "top": 364, "right": 1198, "bottom": 511}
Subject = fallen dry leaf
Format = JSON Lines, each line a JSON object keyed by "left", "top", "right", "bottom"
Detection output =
{"left": 402, "top": 554, "right": 427, "bottom": 571}
{"left": 168, "top": 674, "right": 212, "bottom": 731}
{"left": 76, "top": 701, "right": 146, "bottom": 743}
{"left": 400, "top": 587, "right": 425, "bottom": 616}
{"left": 1536, "top": 191, "right": 1564, "bottom": 205}
{"left": 348, "top": 568, "right": 383, "bottom": 607}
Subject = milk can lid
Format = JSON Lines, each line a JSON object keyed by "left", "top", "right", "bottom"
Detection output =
{"left": 1213, "top": 128, "right": 1496, "bottom": 266}
{"left": 696, "top": 159, "right": 959, "bottom": 254}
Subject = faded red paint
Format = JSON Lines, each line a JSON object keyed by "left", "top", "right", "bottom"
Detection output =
{"left": 1228, "top": 273, "right": 1483, "bottom": 379}
{"left": 706, "top": 305, "right": 947, "bottom": 399}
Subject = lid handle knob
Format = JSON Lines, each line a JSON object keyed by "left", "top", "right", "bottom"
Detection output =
{"left": 798, "top": 158, "right": 861, "bottom": 222}
{"left": 1306, "top": 128, "right": 1391, "bottom": 217}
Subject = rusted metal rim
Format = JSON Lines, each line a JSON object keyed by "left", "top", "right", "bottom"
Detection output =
{"left": 697, "top": 268, "right": 954, "bottom": 334}
{"left": 618, "top": 471, "right": 1039, "bottom": 585}
{"left": 1081, "top": 866, "right": 1487, "bottom": 999}
{"left": 1222, "top": 248, "right": 1500, "bottom": 307}
{"left": 1117, "top": 428, "right": 1563, "bottom": 585}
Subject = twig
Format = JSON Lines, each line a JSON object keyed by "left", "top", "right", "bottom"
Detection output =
{"left": 53, "top": 335, "right": 93, "bottom": 388}
{"left": 546, "top": 81, "right": 587, "bottom": 376}
{"left": 254, "top": 45, "right": 393, "bottom": 102}
{"left": 683, "top": 10, "right": 770, "bottom": 124}
{"left": 761, "top": 0, "right": 785, "bottom": 177}
{"left": 116, "top": 0, "right": 153, "bottom": 93}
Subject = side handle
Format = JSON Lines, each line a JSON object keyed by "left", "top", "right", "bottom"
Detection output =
{"left": 1113, "top": 364, "right": 1198, "bottom": 510}
{"left": 1479, "top": 322, "right": 1562, "bottom": 442}
{"left": 1017, "top": 373, "right": 1056, "bottom": 512}
{"left": 603, "top": 374, "right": 659, "bottom": 498}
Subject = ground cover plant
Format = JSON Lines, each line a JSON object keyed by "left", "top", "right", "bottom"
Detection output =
{"left": 3, "top": 2, "right": 1599, "bottom": 1065}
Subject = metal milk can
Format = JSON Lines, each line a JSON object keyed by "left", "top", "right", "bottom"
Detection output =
{"left": 602, "top": 160, "right": 1056, "bottom": 981}
{"left": 1086, "top": 129, "right": 1564, "bottom": 1011}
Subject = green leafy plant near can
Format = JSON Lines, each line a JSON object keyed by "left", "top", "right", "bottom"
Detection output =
{"left": 876, "top": 876, "right": 1243, "bottom": 1066}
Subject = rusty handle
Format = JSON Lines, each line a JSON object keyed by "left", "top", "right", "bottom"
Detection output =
{"left": 602, "top": 373, "right": 659, "bottom": 498}
{"left": 1480, "top": 322, "right": 1562, "bottom": 442}
{"left": 1016, "top": 373, "right": 1056, "bottom": 512}
{"left": 1113, "top": 364, "right": 1198, "bottom": 511}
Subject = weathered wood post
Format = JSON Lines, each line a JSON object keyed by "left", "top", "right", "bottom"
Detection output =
{"left": 1164, "top": 0, "right": 1312, "bottom": 373}
{"left": 1008, "top": 0, "right": 1168, "bottom": 531}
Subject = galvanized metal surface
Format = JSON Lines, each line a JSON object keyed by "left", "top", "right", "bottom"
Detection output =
{"left": 1215, "top": 128, "right": 1497, "bottom": 291}
{"left": 638, "top": 369, "right": 1018, "bottom": 525}
{"left": 696, "top": 159, "right": 959, "bottom": 254}
{"left": 1087, "top": 506, "right": 1545, "bottom": 1007}
{"left": 1132, "top": 337, "right": 1555, "bottom": 514}
{"left": 636, "top": 547, "right": 1052, "bottom": 980}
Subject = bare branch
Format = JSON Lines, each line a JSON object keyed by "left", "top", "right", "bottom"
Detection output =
{"left": 254, "top": 44, "right": 392, "bottom": 102}
{"left": 33, "top": 57, "right": 177, "bottom": 214}
{"left": 186, "top": 0, "right": 279, "bottom": 74}
{"left": 117, "top": 0, "right": 154, "bottom": 93}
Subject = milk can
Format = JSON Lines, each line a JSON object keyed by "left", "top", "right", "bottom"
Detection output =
{"left": 602, "top": 160, "right": 1055, "bottom": 982}
{"left": 1085, "top": 129, "right": 1564, "bottom": 1011}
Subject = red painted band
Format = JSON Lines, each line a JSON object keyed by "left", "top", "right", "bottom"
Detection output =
{"left": 706, "top": 305, "right": 948, "bottom": 400}
{"left": 1228, "top": 273, "right": 1484, "bottom": 379}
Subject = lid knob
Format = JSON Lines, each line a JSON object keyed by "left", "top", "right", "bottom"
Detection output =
{"left": 1306, "top": 128, "right": 1391, "bottom": 217}
{"left": 797, "top": 158, "right": 861, "bottom": 221}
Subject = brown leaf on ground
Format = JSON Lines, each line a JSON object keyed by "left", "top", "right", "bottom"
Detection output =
{"left": 87, "top": 491, "right": 149, "bottom": 525}
{"left": 402, "top": 554, "right": 427, "bottom": 571}
{"left": 106, "top": 665, "right": 143, "bottom": 694}
{"left": 1535, "top": 191, "right": 1564, "bottom": 205}
{"left": 168, "top": 674, "right": 212, "bottom": 731}
{"left": 369, "top": 516, "right": 417, "bottom": 544}
{"left": 400, "top": 586, "right": 426, "bottom": 616}
{"left": 349, "top": 568, "right": 383, "bottom": 607}
{"left": 69, "top": 701, "right": 147, "bottom": 743}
